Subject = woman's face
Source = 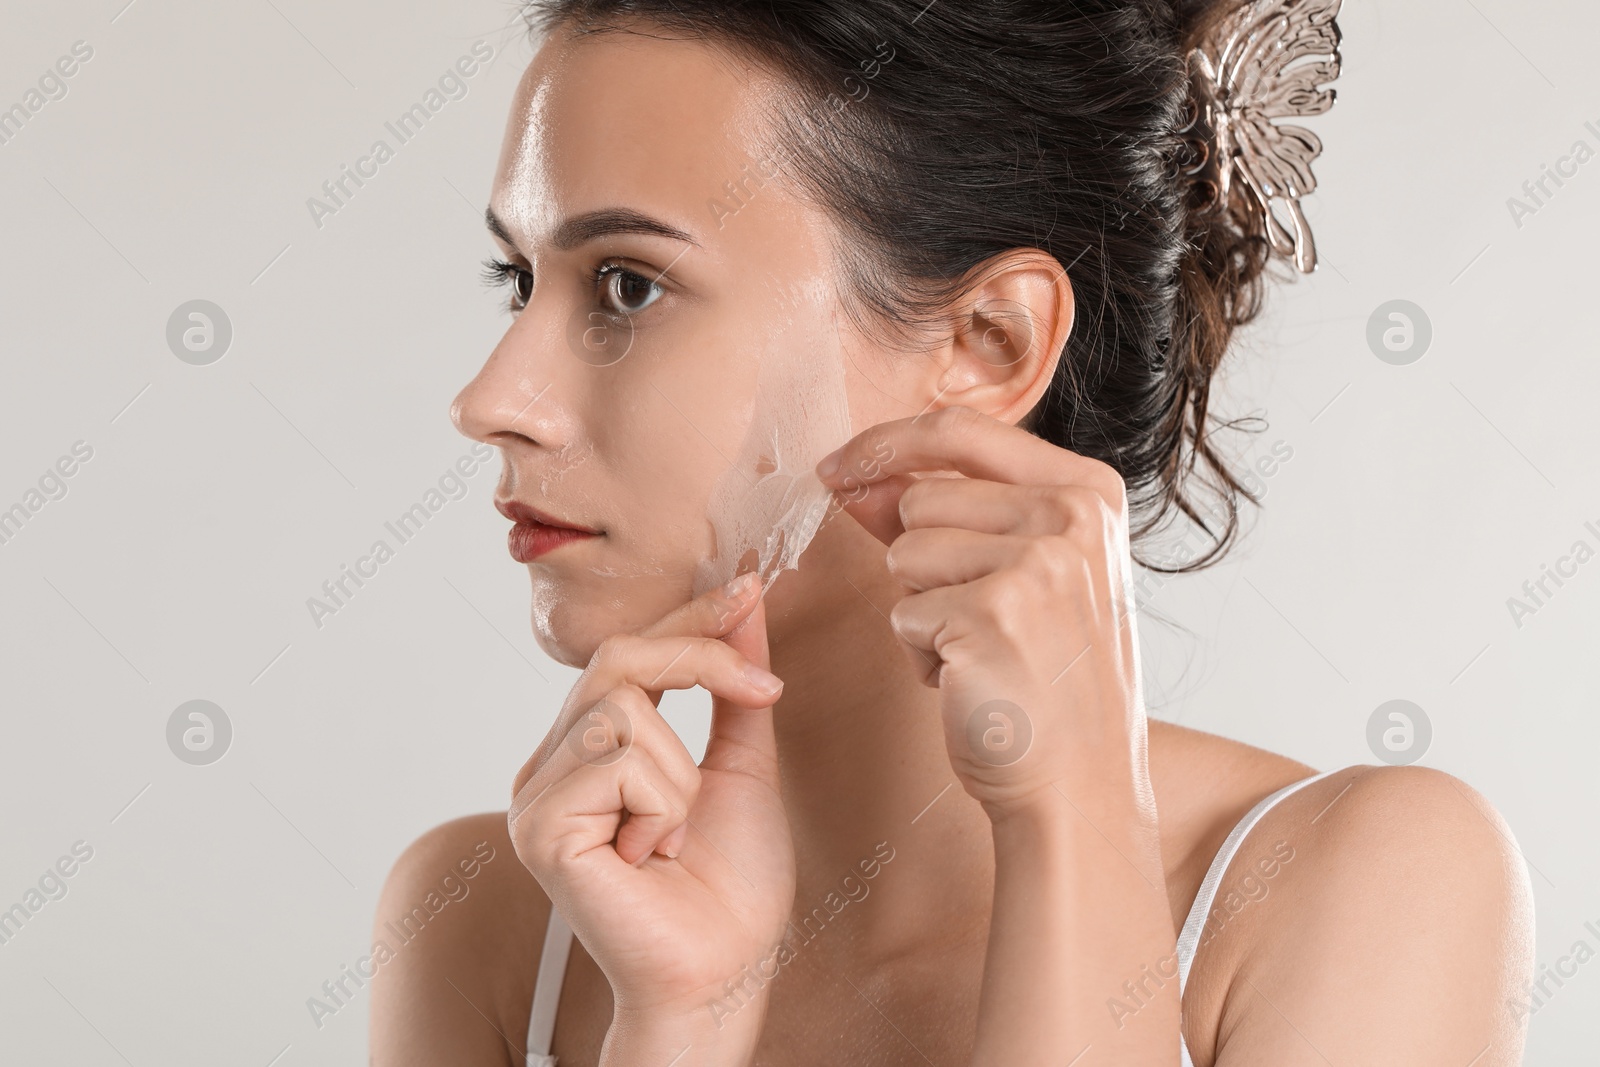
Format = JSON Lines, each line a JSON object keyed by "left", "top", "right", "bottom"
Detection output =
{"left": 452, "top": 25, "right": 913, "bottom": 667}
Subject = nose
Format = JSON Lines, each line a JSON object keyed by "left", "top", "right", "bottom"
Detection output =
{"left": 451, "top": 313, "right": 564, "bottom": 450}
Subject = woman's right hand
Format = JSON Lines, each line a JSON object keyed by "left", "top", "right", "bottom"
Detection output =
{"left": 507, "top": 573, "right": 796, "bottom": 1054}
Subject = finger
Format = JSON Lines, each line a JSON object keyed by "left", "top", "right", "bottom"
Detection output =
{"left": 510, "top": 735, "right": 692, "bottom": 872}
{"left": 637, "top": 570, "right": 764, "bottom": 641}
{"left": 898, "top": 477, "right": 1109, "bottom": 537}
{"left": 886, "top": 528, "right": 1035, "bottom": 591}
{"left": 892, "top": 623, "right": 945, "bottom": 688}
{"left": 830, "top": 472, "right": 917, "bottom": 547}
{"left": 888, "top": 565, "right": 1115, "bottom": 680}
{"left": 703, "top": 593, "right": 780, "bottom": 786}
{"left": 611, "top": 750, "right": 696, "bottom": 866}
{"left": 886, "top": 588, "right": 960, "bottom": 692}
{"left": 847, "top": 477, "right": 1062, "bottom": 559}
{"left": 583, "top": 632, "right": 785, "bottom": 711}
{"left": 815, "top": 405, "right": 1120, "bottom": 494}
{"left": 659, "top": 822, "right": 688, "bottom": 859}
{"left": 513, "top": 683, "right": 702, "bottom": 812}
{"left": 519, "top": 615, "right": 783, "bottom": 792}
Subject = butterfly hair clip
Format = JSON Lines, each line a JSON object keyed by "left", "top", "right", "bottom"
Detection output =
{"left": 1185, "top": 0, "right": 1343, "bottom": 273}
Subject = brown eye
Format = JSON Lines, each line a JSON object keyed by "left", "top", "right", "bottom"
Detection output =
{"left": 596, "top": 265, "right": 662, "bottom": 316}
{"left": 511, "top": 268, "right": 533, "bottom": 308}
{"left": 480, "top": 258, "right": 535, "bottom": 312}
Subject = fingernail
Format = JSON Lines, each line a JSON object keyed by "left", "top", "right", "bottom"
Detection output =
{"left": 721, "top": 572, "right": 756, "bottom": 598}
{"left": 744, "top": 662, "right": 784, "bottom": 696}
{"left": 816, "top": 448, "right": 843, "bottom": 481}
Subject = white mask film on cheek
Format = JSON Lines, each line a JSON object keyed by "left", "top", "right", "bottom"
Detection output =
{"left": 691, "top": 304, "right": 853, "bottom": 599}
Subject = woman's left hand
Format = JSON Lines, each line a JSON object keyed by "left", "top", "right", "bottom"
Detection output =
{"left": 816, "top": 405, "right": 1178, "bottom": 1063}
{"left": 815, "top": 404, "right": 1149, "bottom": 822}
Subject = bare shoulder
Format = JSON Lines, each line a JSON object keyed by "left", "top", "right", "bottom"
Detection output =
{"left": 1188, "top": 764, "right": 1536, "bottom": 1066}
{"left": 369, "top": 811, "right": 550, "bottom": 1066}
{"left": 1147, "top": 720, "right": 1318, "bottom": 899}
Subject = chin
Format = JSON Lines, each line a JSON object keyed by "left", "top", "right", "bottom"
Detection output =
{"left": 527, "top": 572, "right": 696, "bottom": 669}
{"left": 527, "top": 620, "right": 591, "bottom": 670}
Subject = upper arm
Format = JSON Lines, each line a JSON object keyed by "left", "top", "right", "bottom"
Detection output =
{"left": 1212, "top": 766, "right": 1535, "bottom": 1067}
{"left": 368, "top": 812, "right": 548, "bottom": 1067}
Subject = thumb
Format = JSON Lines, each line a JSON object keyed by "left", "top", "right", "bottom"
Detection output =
{"left": 701, "top": 589, "right": 780, "bottom": 785}
{"left": 722, "top": 584, "right": 771, "bottom": 671}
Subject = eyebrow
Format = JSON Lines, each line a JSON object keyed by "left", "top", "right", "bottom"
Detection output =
{"left": 484, "top": 206, "right": 701, "bottom": 252}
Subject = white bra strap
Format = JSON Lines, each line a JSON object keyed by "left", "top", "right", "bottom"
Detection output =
{"left": 525, "top": 904, "right": 574, "bottom": 1066}
{"left": 1176, "top": 770, "right": 1336, "bottom": 994}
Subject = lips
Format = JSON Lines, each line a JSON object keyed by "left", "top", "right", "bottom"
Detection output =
{"left": 495, "top": 498, "right": 600, "bottom": 563}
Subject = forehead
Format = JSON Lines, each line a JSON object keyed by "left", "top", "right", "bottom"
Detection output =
{"left": 489, "top": 26, "right": 787, "bottom": 247}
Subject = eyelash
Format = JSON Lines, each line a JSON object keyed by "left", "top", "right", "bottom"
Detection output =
{"left": 479, "top": 257, "right": 663, "bottom": 316}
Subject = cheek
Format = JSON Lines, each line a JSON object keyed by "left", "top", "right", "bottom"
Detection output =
{"left": 689, "top": 295, "right": 855, "bottom": 596}
{"left": 839, "top": 320, "right": 926, "bottom": 411}
{"left": 597, "top": 379, "right": 731, "bottom": 560}
{"left": 588, "top": 327, "right": 762, "bottom": 558}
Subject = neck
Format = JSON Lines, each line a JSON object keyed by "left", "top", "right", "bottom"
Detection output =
{"left": 762, "top": 522, "right": 995, "bottom": 962}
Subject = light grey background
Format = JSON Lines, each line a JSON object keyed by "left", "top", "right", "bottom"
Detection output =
{"left": 0, "top": 0, "right": 1595, "bottom": 1063}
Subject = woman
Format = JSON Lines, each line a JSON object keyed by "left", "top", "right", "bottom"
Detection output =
{"left": 370, "top": 1, "right": 1533, "bottom": 1063}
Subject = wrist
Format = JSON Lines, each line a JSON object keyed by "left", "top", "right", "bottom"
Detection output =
{"left": 973, "top": 770, "right": 1176, "bottom": 1066}
{"left": 985, "top": 772, "right": 1164, "bottom": 881}
{"left": 603, "top": 996, "right": 768, "bottom": 1067}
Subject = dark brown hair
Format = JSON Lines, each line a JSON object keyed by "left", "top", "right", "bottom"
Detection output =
{"left": 522, "top": 0, "right": 1281, "bottom": 571}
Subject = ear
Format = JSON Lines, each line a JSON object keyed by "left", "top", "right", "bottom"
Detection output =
{"left": 925, "top": 249, "right": 1074, "bottom": 425}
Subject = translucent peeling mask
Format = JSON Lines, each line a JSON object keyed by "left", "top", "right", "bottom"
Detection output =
{"left": 691, "top": 285, "right": 853, "bottom": 598}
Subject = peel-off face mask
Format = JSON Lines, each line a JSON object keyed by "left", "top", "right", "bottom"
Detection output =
{"left": 691, "top": 279, "right": 853, "bottom": 599}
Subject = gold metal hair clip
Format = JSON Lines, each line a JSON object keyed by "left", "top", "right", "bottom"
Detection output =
{"left": 1189, "top": 0, "right": 1343, "bottom": 273}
